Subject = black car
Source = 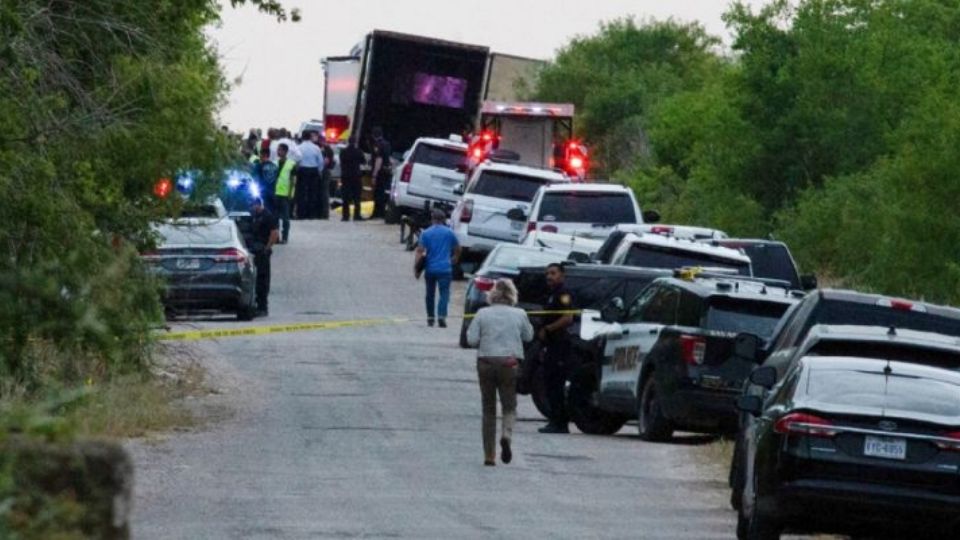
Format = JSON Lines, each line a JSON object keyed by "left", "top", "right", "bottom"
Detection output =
{"left": 143, "top": 218, "right": 258, "bottom": 320}
{"left": 735, "top": 357, "right": 960, "bottom": 539}
{"left": 570, "top": 274, "right": 800, "bottom": 438}
{"left": 514, "top": 263, "right": 673, "bottom": 418}
{"left": 459, "top": 244, "right": 568, "bottom": 348}
{"left": 729, "top": 289, "right": 960, "bottom": 510}
{"left": 710, "top": 239, "right": 817, "bottom": 291}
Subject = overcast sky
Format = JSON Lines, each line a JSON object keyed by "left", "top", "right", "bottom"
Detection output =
{"left": 211, "top": 0, "right": 764, "bottom": 131}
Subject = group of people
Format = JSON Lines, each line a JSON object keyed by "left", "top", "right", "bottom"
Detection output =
{"left": 237, "top": 125, "right": 396, "bottom": 317}
{"left": 413, "top": 212, "right": 575, "bottom": 465}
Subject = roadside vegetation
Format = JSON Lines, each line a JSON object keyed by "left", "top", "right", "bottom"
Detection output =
{"left": 533, "top": 0, "right": 960, "bottom": 305}
{"left": 0, "top": 1, "right": 293, "bottom": 536}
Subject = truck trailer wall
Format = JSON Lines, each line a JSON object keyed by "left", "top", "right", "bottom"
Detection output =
{"left": 322, "top": 57, "right": 362, "bottom": 139}
{"left": 483, "top": 53, "right": 546, "bottom": 102}
{"left": 357, "top": 32, "right": 489, "bottom": 153}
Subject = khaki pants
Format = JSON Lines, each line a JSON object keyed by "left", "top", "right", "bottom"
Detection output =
{"left": 477, "top": 359, "right": 518, "bottom": 459}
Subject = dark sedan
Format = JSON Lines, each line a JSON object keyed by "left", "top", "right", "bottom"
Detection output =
{"left": 143, "top": 218, "right": 258, "bottom": 320}
{"left": 458, "top": 244, "right": 567, "bottom": 348}
{"left": 736, "top": 357, "right": 960, "bottom": 539}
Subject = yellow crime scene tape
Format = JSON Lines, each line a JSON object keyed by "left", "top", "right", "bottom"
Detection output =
{"left": 156, "top": 310, "right": 582, "bottom": 342}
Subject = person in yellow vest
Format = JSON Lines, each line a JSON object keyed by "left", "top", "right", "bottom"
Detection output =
{"left": 273, "top": 143, "right": 297, "bottom": 244}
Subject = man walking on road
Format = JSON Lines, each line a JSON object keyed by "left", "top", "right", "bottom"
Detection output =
{"left": 369, "top": 126, "right": 392, "bottom": 219}
{"left": 249, "top": 198, "right": 280, "bottom": 316}
{"left": 415, "top": 209, "right": 460, "bottom": 328}
{"left": 273, "top": 143, "right": 296, "bottom": 244}
{"left": 467, "top": 279, "right": 533, "bottom": 466}
{"left": 338, "top": 137, "right": 365, "bottom": 221}
{"left": 538, "top": 263, "right": 576, "bottom": 434}
{"left": 296, "top": 131, "right": 324, "bottom": 219}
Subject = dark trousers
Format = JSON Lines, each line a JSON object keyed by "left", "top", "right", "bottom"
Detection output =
{"left": 543, "top": 339, "right": 571, "bottom": 425}
{"left": 254, "top": 251, "right": 271, "bottom": 311}
{"left": 296, "top": 167, "right": 320, "bottom": 219}
{"left": 424, "top": 272, "right": 452, "bottom": 319}
{"left": 318, "top": 169, "right": 331, "bottom": 219}
{"left": 372, "top": 174, "right": 390, "bottom": 218}
{"left": 274, "top": 196, "right": 291, "bottom": 242}
{"left": 263, "top": 191, "right": 276, "bottom": 214}
{"left": 341, "top": 178, "right": 362, "bottom": 220}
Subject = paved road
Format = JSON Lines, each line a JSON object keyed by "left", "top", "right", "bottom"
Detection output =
{"left": 130, "top": 219, "right": 737, "bottom": 539}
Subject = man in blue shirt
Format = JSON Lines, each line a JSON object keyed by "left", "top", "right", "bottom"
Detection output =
{"left": 415, "top": 209, "right": 461, "bottom": 327}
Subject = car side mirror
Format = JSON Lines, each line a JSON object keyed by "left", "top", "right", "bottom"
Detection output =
{"left": 568, "top": 251, "right": 591, "bottom": 264}
{"left": 600, "top": 297, "right": 625, "bottom": 323}
{"left": 453, "top": 184, "right": 465, "bottom": 196}
{"left": 749, "top": 366, "right": 778, "bottom": 389}
{"left": 800, "top": 273, "right": 818, "bottom": 290}
{"left": 734, "top": 333, "right": 762, "bottom": 363}
{"left": 506, "top": 208, "right": 526, "bottom": 222}
{"left": 736, "top": 395, "right": 764, "bottom": 417}
{"left": 642, "top": 209, "right": 661, "bottom": 223}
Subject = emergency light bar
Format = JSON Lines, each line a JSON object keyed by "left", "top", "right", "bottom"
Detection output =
{"left": 481, "top": 101, "right": 575, "bottom": 117}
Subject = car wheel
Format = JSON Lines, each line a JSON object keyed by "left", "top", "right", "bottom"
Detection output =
{"left": 739, "top": 471, "right": 782, "bottom": 540}
{"left": 730, "top": 435, "right": 745, "bottom": 511}
{"left": 384, "top": 201, "right": 400, "bottom": 225}
{"left": 459, "top": 317, "right": 471, "bottom": 349}
{"left": 530, "top": 366, "right": 551, "bottom": 420}
{"left": 637, "top": 373, "right": 673, "bottom": 442}
{"left": 569, "top": 368, "right": 627, "bottom": 435}
{"left": 236, "top": 301, "right": 256, "bottom": 321}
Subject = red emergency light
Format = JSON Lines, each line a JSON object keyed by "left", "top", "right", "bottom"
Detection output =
{"left": 562, "top": 140, "right": 589, "bottom": 178}
{"left": 468, "top": 130, "right": 499, "bottom": 164}
{"left": 325, "top": 128, "right": 339, "bottom": 142}
{"left": 154, "top": 177, "right": 173, "bottom": 199}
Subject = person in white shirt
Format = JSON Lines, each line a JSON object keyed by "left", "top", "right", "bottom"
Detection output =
{"left": 296, "top": 131, "right": 325, "bottom": 219}
{"left": 270, "top": 128, "right": 302, "bottom": 162}
{"left": 466, "top": 278, "right": 534, "bottom": 466}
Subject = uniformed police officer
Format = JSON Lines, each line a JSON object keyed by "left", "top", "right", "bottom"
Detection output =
{"left": 249, "top": 198, "right": 280, "bottom": 317}
{"left": 538, "top": 263, "right": 576, "bottom": 434}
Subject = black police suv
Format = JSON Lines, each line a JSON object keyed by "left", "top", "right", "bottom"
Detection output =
{"left": 570, "top": 274, "right": 800, "bottom": 439}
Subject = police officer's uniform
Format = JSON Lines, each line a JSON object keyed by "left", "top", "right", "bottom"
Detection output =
{"left": 542, "top": 284, "right": 575, "bottom": 430}
{"left": 250, "top": 207, "right": 279, "bottom": 314}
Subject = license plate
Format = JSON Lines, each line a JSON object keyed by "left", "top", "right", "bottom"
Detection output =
{"left": 176, "top": 258, "right": 201, "bottom": 270}
{"left": 864, "top": 435, "right": 907, "bottom": 460}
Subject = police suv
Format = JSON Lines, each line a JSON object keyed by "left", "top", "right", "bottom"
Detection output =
{"left": 571, "top": 272, "right": 800, "bottom": 439}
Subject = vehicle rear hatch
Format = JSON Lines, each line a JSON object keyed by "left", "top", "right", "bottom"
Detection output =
{"left": 406, "top": 142, "right": 467, "bottom": 203}
{"left": 468, "top": 170, "right": 556, "bottom": 242}
{"left": 684, "top": 297, "right": 793, "bottom": 391}
{"left": 534, "top": 190, "right": 638, "bottom": 237}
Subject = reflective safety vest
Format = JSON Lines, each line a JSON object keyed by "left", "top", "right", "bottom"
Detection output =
{"left": 275, "top": 158, "right": 296, "bottom": 197}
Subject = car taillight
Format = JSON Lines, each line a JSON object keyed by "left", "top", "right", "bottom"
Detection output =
{"left": 877, "top": 298, "right": 926, "bottom": 312}
{"left": 650, "top": 225, "right": 674, "bottom": 236}
{"left": 774, "top": 412, "right": 837, "bottom": 438}
{"left": 400, "top": 163, "right": 413, "bottom": 183}
{"left": 541, "top": 224, "right": 558, "bottom": 233}
{"left": 680, "top": 335, "right": 706, "bottom": 365}
{"left": 526, "top": 222, "right": 537, "bottom": 233}
{"left": 935, "top": 431, "right": 960, "bottom": 452}
{"left": 460, "top": 200, "right": 473, "bottom": 223}
{"left": 215, "top": 248, "right": 247, "bottom": 264}
{"left": 474, "top": 276, "right": 495, "bottom": 292}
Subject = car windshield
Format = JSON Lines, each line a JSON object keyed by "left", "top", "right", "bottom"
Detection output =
{"left": 705, "top": 298, "right": 791, "bottom": 337}
{"left": 624, "top": 245, "right": 751, "bottom": 276}
{"left": 538, "top": 191, "right": 636, "bottom": 224}
{"left": 488, "top": 247, "right": 565, "bottom": 270}
{"left": 807, "top": 364, "right": 960, "bottom": 417}
{"left": 411, "top": 144, "right": 466, "bottom": 171}
{"left": 808, "top": 341, "right": 960, "bottom": 370}
{"left": 722, "top": 243, "right": 799, "bottom": 287}
{"left": 470, "top": 171, "right": 553, "bottom": 202}
{"left": 157, "top": 222, "right": 233, "bottom": 246}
